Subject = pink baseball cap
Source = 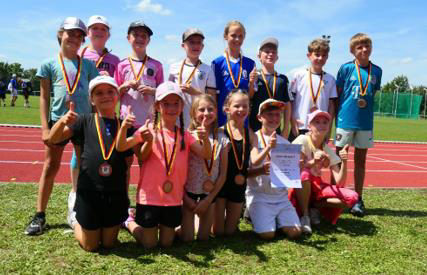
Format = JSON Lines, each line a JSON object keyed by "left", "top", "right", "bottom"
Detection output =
{"left": 307, "top": 109, "right": 331, "bottom": 124}
{"left": 155, "top": 81, "right": 184, "bottom": 101}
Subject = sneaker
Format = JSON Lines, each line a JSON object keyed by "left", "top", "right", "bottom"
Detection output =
{"left": 25, "top": 214, "right": 46, "bottom": 236}
{"left": 123, "top": 208, "right": 136, "bottom": 229}
{"left": 300, "top": 215, "right": 312, "bottom": 234}
{"left": 67, "top": 191, "right": 77, "bottom": 229}
{"left": 310, "top": 208, "right": 321, "bottom": 225}
{"left": 350, "top": 199, "right": 365, "bottom": 217}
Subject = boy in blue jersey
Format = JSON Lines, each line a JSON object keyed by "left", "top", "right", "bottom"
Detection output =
{"left": 334, "top": 33, "right": 382, "bottom": 217}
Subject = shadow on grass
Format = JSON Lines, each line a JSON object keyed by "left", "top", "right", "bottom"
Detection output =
{"left": 365, "top": 208, "right": 427, "bottom": 218}
{"left": 109, "top": 229, "right": 268, "bottom": 267}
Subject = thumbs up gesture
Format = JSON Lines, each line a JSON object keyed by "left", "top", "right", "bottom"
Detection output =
{"left": 138, "top": 119, "right": 153, "bottom": 142}
{"left": 196, "top": 116, "right": 208, "bottom": 141}
{"left": 249, "top": 65, "right": 257, "bottom": 84}
{"left": 63, "top": 101, "right": 78, "bottom": 126}
{"left": 122, "top": 105, "right": 136, "bottom": 129}
{"left": 268, "top": 131, "right": 277, "bottom": 149}
{"left": 339, "top": 144, "right": 350, "bottom": 161}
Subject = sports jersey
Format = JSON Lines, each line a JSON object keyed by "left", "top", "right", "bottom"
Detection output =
{"left": 115, "top": 57, "right": 164, "bottom": 126}
{"left": 168, "top": 61, "right": 216, "bottom": 128}
{"left": 336, "top": 61, "right": 382, "bottom": 130}
{"left": 36, "top": 56, "right": 99, "bottom": 121}
{"left": 212, "top": 54, "right": 255, "bottom": 126}
{"left": 70, "top": 114, "right": 133, "bottom": 192}
{"left": 290, "top": 69, "right": 337, "bottom": 130}
{"left": 250, "top": 72, "right": 291, "bottom": 132}
{"left": 79, "top": 47, "right": 120, "bottom": 77}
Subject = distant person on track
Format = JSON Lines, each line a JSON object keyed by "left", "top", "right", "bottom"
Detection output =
{"left": 24, "top": 17, "right": 99, "bottom": 236}
{"left": 0, "top": 79, "right": 6, "bottom": 106}
{"left": 9, "top": 74, "right": 18, "bottom": 107}
{"left": 22, "top": 79, "right": 33, "bottom": 108}
{"left": 334, "top": 33, "right": 382, "bottom": 217}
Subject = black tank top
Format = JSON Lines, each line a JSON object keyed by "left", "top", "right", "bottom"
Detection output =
{"left": 225, "top": 126, "right": 251, "bottom": 182}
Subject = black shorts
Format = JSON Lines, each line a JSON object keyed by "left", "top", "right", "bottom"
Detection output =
{"left": 217, "top": 179, "right": 247, "bottom": 203}
{"left": 0, "top": 93, "right": 5, "bottom": 99}
{"left": 74, "top": 188, "right": 129, "bottom": 230}
{"left": 48, "top": 120, "right": 70, "bottom": 146}
{"left": 135, "top": 204, "right": 182, "bottom": 228}
{"left": 186, "top": 191, "right": 216, "bottom": 203}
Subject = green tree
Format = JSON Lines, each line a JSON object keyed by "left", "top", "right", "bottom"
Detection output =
{"left": 381, "top": 75, "right": 410, "bottom": 93}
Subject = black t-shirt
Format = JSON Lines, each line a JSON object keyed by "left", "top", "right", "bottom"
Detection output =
{"left": 249, "top": 73, "right": 291, "bottom": 132}
{"left": 70, "top": 114, "right": 133, "bottom": 192}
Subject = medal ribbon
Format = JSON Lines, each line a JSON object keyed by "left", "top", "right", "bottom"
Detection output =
{"left": 227, "top": 122, "right": 246, "bottom": 171}
{"left": 308, "top": 69, "right": 323, "bottom": 105}
{"left": 81, "top": 46, "right": 109, "bottom": 68}
{"left": 95, "top": 113, "right": 119, "bottom": 161}
{"left": 224, "top": 50, "right": 243, "bottom": 89}
{"left": 128, "top": 55, "right": 148, "bottom": 82}
{"left": 160, "top": 124, "right": 178, "bottom": 176}
{"left": 198, "top": 134, "right": 218, "bottom": 176}
{"left": 58, "top": 53, "right": 82, "bottom": 96}
{"left": 260, "top": 71, "right": 277, "bottom": 98}
{"left": 257, "top": 131, "right": 270, "bottom": 161}
{"left": 355, "top": 60, "right": 371, "bottom": 96}
{"left": 178, "top": 59, "right": 201, "bottom": 85}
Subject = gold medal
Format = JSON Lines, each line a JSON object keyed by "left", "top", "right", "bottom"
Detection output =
{"left": 224, "top": 50, "right": 243, "bottom": 89}
{"left": 178, "top": 59, "right": 201, "bottom": 86}
{"left": 58, "top": 53, "right": 82, "bottom": 105}
{"left": 162, "top": 180, "right": 173, "bottom": 193}
{"left": 234, "top": 174, "right": 246, "bottom": 185}
{"left": 358, "top": 98, "right": 367, "bottom": 108}
{"left": 99, "top": 162, "right": 112, "bottom": 177}
{"left": 202, "top": 180, "right": 214, "bottom": 193}
{"left": 81, "top": 46, "right": 109, "bottom": 68}
{"left": 260, "top": 70, "right": 277, "bottom": 98}
{"left": 307, "top": 69, "right": 323, "bottom": 110}
{"left": 355, "top": 60, "right": 371, "bottom": 97}
{"left": 95, "top": 113, "right": 119, "bottom": 177}
{"left": 128, "top": 55, "right": 148, "bottom": 83}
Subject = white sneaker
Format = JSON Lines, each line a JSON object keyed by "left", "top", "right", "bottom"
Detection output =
{"left": 67, "top": 191, "right": 77, "bottom": 229}
{"left": 300, "top": 215, "right": 312, "bottom": 234}
{"left": 310, "top": 208, "right": 321, "bottom": 225}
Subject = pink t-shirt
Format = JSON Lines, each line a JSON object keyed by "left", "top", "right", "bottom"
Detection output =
{"left": 115, "top": 57, "right": 164, "bottom": 126}
{"left": 137, "top": 126, "right": 196, "bottom": 206}
{"left": 79, "top": 47, "right": 120, "bottom": 77}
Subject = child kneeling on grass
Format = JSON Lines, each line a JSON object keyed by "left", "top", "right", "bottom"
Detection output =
{"left": 48, "top": 76, "right": 134, "bottom": 252}
{"left": 246, "top": 99, "right": 302, "bottom": 240}
{"left": 290, "top": 109, "right": 359, "bottom": 234}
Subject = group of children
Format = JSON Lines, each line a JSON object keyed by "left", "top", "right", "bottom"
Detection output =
{"left": 23, "top": 16, "right": 382, "bottom": 252}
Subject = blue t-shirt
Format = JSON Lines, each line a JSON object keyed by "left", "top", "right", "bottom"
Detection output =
{"left": 336, "top": 61, "right": 382, "bottom": 130}
{"left": 212, "top": 54, "right": 255, "bottom": 126}
{"left": 37, "top": 56, "right": 99, "bottom": 121}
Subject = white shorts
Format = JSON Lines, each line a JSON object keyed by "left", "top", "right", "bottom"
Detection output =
{"left": 248, "top": 200, "right": 301, "bottom": 234}
{"left": 11, "top": 89, "right": 18, "bottom": 97}
{"left": 334, "top": 128, "right": 374, "bottom": 149}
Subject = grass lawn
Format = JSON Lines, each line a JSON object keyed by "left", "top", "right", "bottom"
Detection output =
{"left": 1, "top": 94, "right": 426, "bottom": 142}
{"left": 0, "top": 184, "right": 426, "bottom": 274}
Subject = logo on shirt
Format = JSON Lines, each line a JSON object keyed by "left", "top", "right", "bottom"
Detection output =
{"left": 223, "top": 70, "right": 229, "bottom": 77}
{"left": 370, "top": 75, "right": 377, "bottom": 85}
{"left": 147, "top": 67, "right": 155, "bottom": 76}
{"left": 197, "top": 70, "right": 205, "bottom": 80}
{"left": 336, "top": 133, "right": 342, "bottom": 141}
{"left": 242, "top": 69, "right": 248, "bottom": 79}
{"left": 350, "top": 75, "right": 357, "bottom": 81}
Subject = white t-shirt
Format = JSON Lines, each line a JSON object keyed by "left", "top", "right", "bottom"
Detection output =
{"left": 290, "top": 69, "right": 337, "bottom": 130}
{"left": 185, "top": 129, "right": 228, "bottom": 195}
{"left": 246, "top": 132, "right": 291, "bottom": 204}
{"left": 168, "top": 61, "right": 216, "bottom": 128}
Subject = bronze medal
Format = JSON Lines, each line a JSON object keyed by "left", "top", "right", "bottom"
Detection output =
{"left": 163, "top": 180, "right": 173, "bottom": 193}
{"left": 310, "top": 106, "right": 318, "bottom": 112}
{"left": 234, "top": 174, "right": 246, "bottom": 185}
{"left": 202, "top": 179, "right": 214, "bottom": 193}
{"left": 99, "top": 162, "right": 112, "bottom": 177}
{"left": 358, "top": 98, "right": 367, "bottom": 108}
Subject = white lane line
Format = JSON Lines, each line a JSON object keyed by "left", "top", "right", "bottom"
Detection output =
{"left": 368, "top": 155, "right": 427, "bottom": 171}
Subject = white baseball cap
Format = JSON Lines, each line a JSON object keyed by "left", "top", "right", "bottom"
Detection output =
{"left": 87, "top": 15, "right": 110, "bottom": 29}
{"left": 259, "top": 37, "right": 279, "bottom": 52}
{"left": 60, "top": 17, "right": 87, "bottom": 35}
{"left": 89, "top": 75, "right": 118, "bottom": 95}
{"left": 155, "top": 81, "right": 184, "bottom": 101}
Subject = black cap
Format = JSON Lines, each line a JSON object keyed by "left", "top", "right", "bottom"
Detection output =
{"left": 127, "top": 20, "right": 153, "bottom": 36}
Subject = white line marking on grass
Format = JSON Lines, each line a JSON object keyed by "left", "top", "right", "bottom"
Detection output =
{"left": 368, "top": 155, "right": 427, "bottom": 171}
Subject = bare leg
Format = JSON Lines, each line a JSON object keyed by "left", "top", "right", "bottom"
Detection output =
{"left": 315, "top": 198, "right": 347, "bottom": 209}
{"left": 213, "top": 198, "right": 226, "bottom": 236}
{"left": 180, "top": 204, "right": 195, "bottom": 242}
{"left": 197, "top": 203, "right": 215, "bottom": 241}
{"left": 295, "top": 180, "right": 311, "bottom": 216}
{"left": 224, "top": 201, "right": 243, "bottom": 235}
{"left": 101, "top": 225, "right": 121, "bottom": 249}
{"left": 280, "top": 226, "right": 302, "bottom": 239}
{"left": 128, "top": 221, "right": 158, "bottom": 249}
{"left": 354, "top": 148, "right": 368, "bottom": 197}
{"left": 74, "top": 223, "right": 100, "bottom": 252}
{"left": 159, "top": 225, "right": 176, "bottom": 247}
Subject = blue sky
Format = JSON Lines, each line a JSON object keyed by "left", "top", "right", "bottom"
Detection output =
{"left": 1, "top": 0, "right": 426, "bottom": 86}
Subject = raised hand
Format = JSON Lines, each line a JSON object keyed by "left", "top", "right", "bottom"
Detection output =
{"left": 63, "top": 101, "right": 78, "bottom": 126}
{"left": 122, "top": 105, "right": 136, "bottom": 129}
{"left": 138, "top": 119, "right": 153, "bottom": 142}
{"left": 263, "top": 161, "right": 271, "bottom": 175}
{"left": 339, "top": 144, "right": 350, "bottom": 161}
{"left": 249, "top": 65, "right": 257, "bottom": 83}
{"left": 196, "top": 116, "right": 208, "bottom": 140}
{"left": 268, "top": 132, "right": 277, "bottom": 149}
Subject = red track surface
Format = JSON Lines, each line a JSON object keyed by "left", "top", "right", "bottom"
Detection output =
{"left": 1, "top": 126, "right": 426, "bottom": 188}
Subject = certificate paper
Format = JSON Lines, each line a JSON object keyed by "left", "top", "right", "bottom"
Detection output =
{"left": 270, "top": 144, "right": 302, "bottom": 188}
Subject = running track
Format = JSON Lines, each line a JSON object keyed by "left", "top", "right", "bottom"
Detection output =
{"left": 1, "top": 126, "right": 426, "bottom": 188}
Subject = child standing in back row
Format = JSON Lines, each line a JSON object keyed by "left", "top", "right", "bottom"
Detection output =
{"left": 334, "top": 33, "right": 382, "bottom": 217}
{"left": 168, "top": 28, "right": 216, "bottom": 128}
{"left": 212, "top": 20, "right": 256, "bottom": 126}
{"left": 289, "top": 38, "right": 337, "bottom": 142}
